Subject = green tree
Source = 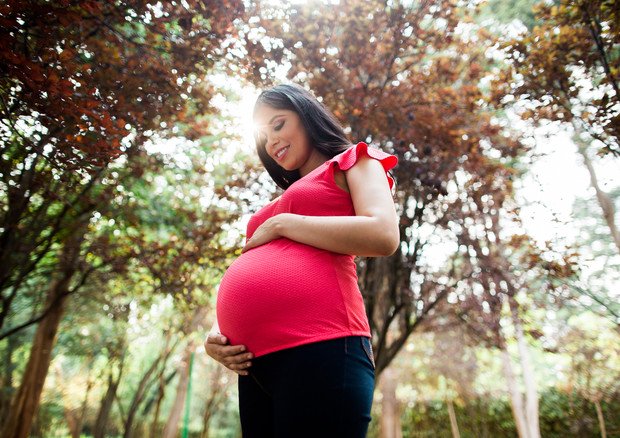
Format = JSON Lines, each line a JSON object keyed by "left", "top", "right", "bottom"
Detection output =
{"left": 478, "top": 0, "right": 554, "bottom": 30}
{"left": 0, "top": 1, "right": 249, "bottom": 436}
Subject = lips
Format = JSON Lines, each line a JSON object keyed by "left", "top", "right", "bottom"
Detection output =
{"left": 274, "top": 145, "right": 290, "bottom": 161}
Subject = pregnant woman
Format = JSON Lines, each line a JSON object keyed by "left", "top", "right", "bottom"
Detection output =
{"left": 204, "top": 83, "right": 399, "bottom": 437}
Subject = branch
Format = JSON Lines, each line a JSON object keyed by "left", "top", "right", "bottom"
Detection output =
{"left": 580, "top": 5, "right": 620, "bottom": 105}
{"left": 561, "top": 279, "right": 620, "bottom": 324}
{"left": 0, "top": 262, "right": 98, "bottom": 340}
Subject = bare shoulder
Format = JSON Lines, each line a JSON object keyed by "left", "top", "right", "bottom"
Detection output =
{"left": 344, "top": 155, "right": 393, "bottom": 207}
{"left": 334, "top": 147, "right": 388, "bottom": 194}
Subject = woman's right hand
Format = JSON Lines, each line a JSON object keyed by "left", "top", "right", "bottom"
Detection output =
{"left": 204, "top": 332, "right": 253, "bottom": 376}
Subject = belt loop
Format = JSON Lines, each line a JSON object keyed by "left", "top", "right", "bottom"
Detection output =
{"left": 344, "top": 336, "right": 348, "bottom": 353}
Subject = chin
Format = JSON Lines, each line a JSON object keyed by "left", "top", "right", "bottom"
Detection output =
{"left": 276, "top": 159, "right": 296, "bottom": 172}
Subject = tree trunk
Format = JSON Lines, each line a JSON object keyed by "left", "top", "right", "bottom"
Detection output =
{"left": 594, "top": 398, "right": 607, "bottom": 438}
{"left": 447, "top": 399, "right": 461, "bottom": 438}
{"left": 94, "top": 353, "right": 126, "bottom": 438}
{"left": 0, "top": 332, "right": 18, "bottom": 428}
{"left": 145, "top": 331, "right": 174, "bottom": 437}
{"left": 73, "top": 362, "right": 95, "bottom": 438}
{"left": 0, "top": 232, "right": 82, "bottom": 438}
{"left": 509, "top": 298, "right": 540, "bottom": 438}
{"left": 500, "top": 345, "right": 529, "bottom": 438}
{"left": 52, "top": 361, "right": 82, "bottom": 438}
{"left": 1, "top": 284, "right": 70, "bottom": 438}
{"left": 149, "top": 371, "right": 178, "bottom": 438}
{"left": 162, "top": 342, "right": 195, "bottom": 438}
{"left": 576, "top": 138, "right": 620, "bottom": 255}
{"left": 200, "top": 366, "right": 224, "bottom": 438}
{"left": 122, "top": 351, "right": 167, "bottom": 438}
{"left": 379, "top": 367, "right": 402, "bottom": 438}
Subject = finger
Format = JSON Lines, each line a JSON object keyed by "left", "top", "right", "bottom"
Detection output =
{"left": 206, "top": 332, "right": 228, "bottom": 345}
{"left": 218, "top": 345, "right": 247, "bottom": 356}
{"left": 230, "top": 359, "right": 252, "bottom": 368}
{"left": 229, "top": 360, "right": 253, "bottom": 372}
{"left": 204, "top": 341, "right": 227, "bottom": 355}
{"left": 206, "top": 345, "right": 247, "bottom": 365}
{"left": 224, "top": 352, "right": 253, "bottom": 366}
{"left": 215, "top": 346, "right": 248, "bottom": 361}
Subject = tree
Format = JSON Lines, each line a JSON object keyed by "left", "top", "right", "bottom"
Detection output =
{"left": 494, "top": 0, "right": 620, "bottom": 157}
{"left": 0, "top": 1, "right": 248, "bottom": 436}
{"left": 477, "top": 0, "right": 554, "bottom": 30}
{"left": 493, "top": 0, "right": 620, "bottom": 256}
{"left": 446, "top": 223, "right": 578, "bottom": 438}
{"left": 558, "top": 313, "right": 620, "bottom": 437}
{"left": 242, "top": 0, "right": 528, "bottom": 375}
{"left": 0, "top": 0, "right": 243, "bottom": 331}
{"left": 565, "top": 187, "right": 620, "bottom": 325}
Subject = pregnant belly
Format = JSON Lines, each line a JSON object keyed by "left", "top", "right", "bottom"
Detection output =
{"left": 215, "top": 238, "right": 354, "bottom": 355}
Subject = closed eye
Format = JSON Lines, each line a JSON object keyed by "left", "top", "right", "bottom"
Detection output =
{"left": 254, "top": 118, "right": 285, "bottom": 139}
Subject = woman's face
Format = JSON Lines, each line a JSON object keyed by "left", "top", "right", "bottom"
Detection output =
{"left": 254, "top": 104, "right": 315, "bottom": 173}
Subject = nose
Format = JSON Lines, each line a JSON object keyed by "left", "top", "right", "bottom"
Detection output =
{"left": 266, "top": 131, "right": 280, "bottom": 154}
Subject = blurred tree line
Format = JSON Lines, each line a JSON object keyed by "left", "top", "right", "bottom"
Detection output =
{"left": 0, "top": 0, "right": 618, "bottom": 437}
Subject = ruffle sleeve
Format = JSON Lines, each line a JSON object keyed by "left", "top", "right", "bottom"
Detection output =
{"left": 332, "top": 142, "right": 398, "bottom": 190}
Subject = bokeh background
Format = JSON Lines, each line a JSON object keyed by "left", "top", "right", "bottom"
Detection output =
{"left": 0, "top": 0, "right": 618, "bottom": 437}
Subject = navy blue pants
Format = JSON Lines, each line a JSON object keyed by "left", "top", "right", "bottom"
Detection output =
{"left": 238, "top": 336, "right": 376, "bottom": 438}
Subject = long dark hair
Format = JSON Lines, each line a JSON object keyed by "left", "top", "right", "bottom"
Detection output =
{"left": 253, "top": 83, "right": 351, "bottom": 190}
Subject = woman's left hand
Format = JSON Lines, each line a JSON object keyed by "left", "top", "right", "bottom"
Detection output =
{"left": 241, "top": 214, "right": 289, "bottom": 253}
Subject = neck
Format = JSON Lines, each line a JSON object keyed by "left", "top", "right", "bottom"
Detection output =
{"left": 299, "top": 149, "right": 329, "bottom": 177}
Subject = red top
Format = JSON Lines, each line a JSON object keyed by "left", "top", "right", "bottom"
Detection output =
{"left": 215, "top": 142, "right": 398, "bottom": 357}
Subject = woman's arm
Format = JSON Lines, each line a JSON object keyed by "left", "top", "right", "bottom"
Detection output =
{"left": 242, "top": 155, "right": 400, "bottom": 257}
